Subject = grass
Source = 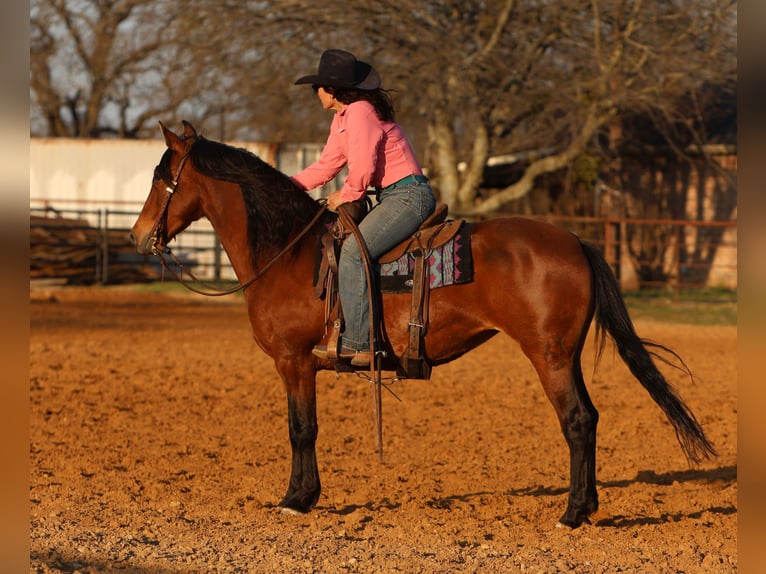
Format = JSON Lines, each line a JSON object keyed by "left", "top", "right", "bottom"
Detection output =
{"left": 623, "top": 288, "right": 737, "bottom": 326}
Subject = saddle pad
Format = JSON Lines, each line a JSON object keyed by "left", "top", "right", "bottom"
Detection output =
{"left": 379, "top": 222, "right": 473, "bottom": 293}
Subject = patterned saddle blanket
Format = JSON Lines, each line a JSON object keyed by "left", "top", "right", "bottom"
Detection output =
{"left": 379, "top": 222, "right": 473, "bottom": 293}
{"left": 314, "top": 219, "right": 473, "bottom": 296}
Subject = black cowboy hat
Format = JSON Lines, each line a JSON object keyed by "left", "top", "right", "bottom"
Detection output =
{"left": 294, "top": 49, "right": 381, "bottom": 91}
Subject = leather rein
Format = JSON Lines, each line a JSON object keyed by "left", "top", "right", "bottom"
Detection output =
{"left": 148, "top": 142, "right": 328, "bottom": 297}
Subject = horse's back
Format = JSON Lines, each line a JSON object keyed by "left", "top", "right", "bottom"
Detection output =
{"left": 383, "top": 216, "right": 594, "bottom": 362}
{"left": 472, "top": 216, "right": 586, "bottom": 260}
{"left": 467, "top": 216, "right": 592, "bottom": 295}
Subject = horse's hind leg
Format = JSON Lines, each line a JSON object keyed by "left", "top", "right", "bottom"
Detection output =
{"left": 526, "top": 342, "right": 599, "bottom": 528}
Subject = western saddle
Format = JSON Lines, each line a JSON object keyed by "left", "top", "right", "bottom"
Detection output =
{"left": 316, "top": 202, "right": 461, "bottom": 380}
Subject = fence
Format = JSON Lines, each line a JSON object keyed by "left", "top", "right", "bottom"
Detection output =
{"left": 29, "top": 200, "right": 737, "bottom": 296}
{"left": 543, "top": 214, "right": 737, "bottom": 292}
{"left": 30, "top": 202, "right": 230, "bottom": 285}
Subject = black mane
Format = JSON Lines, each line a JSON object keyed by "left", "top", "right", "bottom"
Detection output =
{"left": 172, "top": 136, "right": 325, "bottom": 267}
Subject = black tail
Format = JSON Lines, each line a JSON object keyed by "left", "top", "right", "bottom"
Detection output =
{"left": 579, "top": 240, "right": 716, "bottom": 464}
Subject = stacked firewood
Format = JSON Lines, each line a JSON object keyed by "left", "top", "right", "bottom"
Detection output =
{"left": 30, "top": 214, "right": 159, "bottom": 284}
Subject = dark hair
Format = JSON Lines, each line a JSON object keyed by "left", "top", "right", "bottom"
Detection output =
{"left": 325, "top": 86, "right": 395, "bottom": 122}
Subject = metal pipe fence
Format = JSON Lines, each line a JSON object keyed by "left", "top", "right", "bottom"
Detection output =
{"left": 30, "top": 203, "right": 736, "bottom": 297}
{"left": 30, "top": 205, "right": 236, "bottom": 285}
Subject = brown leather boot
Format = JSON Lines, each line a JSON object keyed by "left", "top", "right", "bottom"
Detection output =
{"left": 312, "top": 344, "right": 370, "bottom": 367}
{"left": 311, "top": 345, "right": 333, "bottom": 360}
{"left": 340, "top": 347, "right": 371, "bottom": 367}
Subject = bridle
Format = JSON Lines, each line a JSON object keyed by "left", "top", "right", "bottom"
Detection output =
{"left": 148, "top": 143, "right": 193, "bottom": 257}
{"left": 147, "top": 139, "right": 328, "bottom": 297}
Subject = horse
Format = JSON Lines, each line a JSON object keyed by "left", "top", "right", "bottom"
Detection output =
{"left": 130, "top": 121, "right": 715, "bottom": 528}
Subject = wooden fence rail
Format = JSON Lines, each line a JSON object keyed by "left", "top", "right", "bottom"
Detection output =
{"left": 543, "top": 214, "right": 737, "bottom": 292}
{"left": 29, "top": 205, "right": 737, "bottom": 296}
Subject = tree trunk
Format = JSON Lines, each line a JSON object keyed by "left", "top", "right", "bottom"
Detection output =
{"left": 456, "top": 121, "right": 489, "bottom": 210}
{"left": 428, "top": 111, "right": 460, "bottom": 209}
{"left": 474, "top": 107, "right": 610, "bottom": 214}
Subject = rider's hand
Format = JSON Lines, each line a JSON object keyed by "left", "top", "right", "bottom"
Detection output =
{"left": 327, "top": 191, "right": 345, "bottom": 211}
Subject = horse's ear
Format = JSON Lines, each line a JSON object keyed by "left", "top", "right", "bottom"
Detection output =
{"left": 181, "top": 120, "right": 198, "bottom": 139}
{"left": 158, "top": 121, "right": 185, "bottom": 153}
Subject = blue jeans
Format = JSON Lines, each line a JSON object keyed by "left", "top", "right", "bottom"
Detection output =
{"left": 338, "top": 180, "right": 436, "bottom": 350}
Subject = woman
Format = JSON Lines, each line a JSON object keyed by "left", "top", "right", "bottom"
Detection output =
{"left": 291, "top": 49, "right": 436, "bottom": 367}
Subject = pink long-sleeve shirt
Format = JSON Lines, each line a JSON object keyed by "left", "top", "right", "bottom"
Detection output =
{"left": 291, "top": 100, "right": 423, "bottom": 203}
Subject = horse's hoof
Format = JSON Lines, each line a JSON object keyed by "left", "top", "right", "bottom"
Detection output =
{"left": 279, "top": 506, "right": 304, "bottom": 516}
{"left": 555, "top": 518, "right": 580, "bottom": 529}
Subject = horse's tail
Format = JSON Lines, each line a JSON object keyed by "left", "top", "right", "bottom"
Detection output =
{"left": 579, "top": 240, "right": 716, "bottom": 464}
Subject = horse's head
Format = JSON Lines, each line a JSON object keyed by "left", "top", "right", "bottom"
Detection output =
{"left": 130, "top": 121, "right": 204, "bottom": 255}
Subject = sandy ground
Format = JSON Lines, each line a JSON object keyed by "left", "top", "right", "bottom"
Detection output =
{"left": 29, "top": 286, "right": 736, "bottom": 573}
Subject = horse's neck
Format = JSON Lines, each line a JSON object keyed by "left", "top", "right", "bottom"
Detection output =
{"left": 202, "top": 183, "right": 318, "bottom": 285}
{"left": 202, "top": 186, "right": 259, "bottom": 283}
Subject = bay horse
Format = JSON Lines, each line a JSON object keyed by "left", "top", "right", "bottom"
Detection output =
{"left": 130, "top": 121, "right": 714, "bottom": 528}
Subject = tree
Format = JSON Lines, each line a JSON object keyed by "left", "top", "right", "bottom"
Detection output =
{"left": 208, "top": 0, "right": 736, "bottom": 213}
{"left": 29, "top": 0, "right": 345, "bottom": 140}
{"left": 384, "top": 0, "right": 737, "bottom": 214}
{"left": 31, "top": 0, "right": 736, "bottom": 216}
{"left": 30, "top": 0, "right": 211, "bottom": 138}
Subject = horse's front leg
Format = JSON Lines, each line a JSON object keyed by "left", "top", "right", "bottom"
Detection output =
{"left": 275, "top": 355, "right": 321, "bottom": 513}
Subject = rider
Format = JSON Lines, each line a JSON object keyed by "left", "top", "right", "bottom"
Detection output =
{"left": 291, "top": 49, "right": 436, "bottom": 366}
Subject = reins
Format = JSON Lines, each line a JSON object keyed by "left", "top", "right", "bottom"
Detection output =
{"left": 148, "top": 139, "right": 329, "bottom": 296}
{"left": 337, "top": 204, "right": 388, "bottom": 461}
{"left": 155, "top": 202, "right": 327, "bottom": 297}
{"left": 155, "top": 202, "right": 329, "bottom": 297}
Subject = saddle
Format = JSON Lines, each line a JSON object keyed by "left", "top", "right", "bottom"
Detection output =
{"left": 315, "top": 202, "right": 458, "bottom": 379}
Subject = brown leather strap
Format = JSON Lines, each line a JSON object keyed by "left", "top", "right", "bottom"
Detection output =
{"left": 325, "top": 317, "right": 342, "bottom": 360}
{"left": 406, "top": 239, "right": 426, "bottom": 358}
{"left": 324, "top": 233, "right": 339, "bottom": 275}
{"left": 337, "top": 205, "right": 382, "bottom": 367}
{"left": 400, "top": 234, "right": 433, "bottom": 379}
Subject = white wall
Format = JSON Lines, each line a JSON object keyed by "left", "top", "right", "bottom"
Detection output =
{"left": 30, "top": 138, "right": 343, "bottom": 280}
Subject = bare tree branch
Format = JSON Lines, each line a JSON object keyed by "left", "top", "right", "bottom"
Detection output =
{"left": 30, "top": 0, "right": 735, "bottom": 218}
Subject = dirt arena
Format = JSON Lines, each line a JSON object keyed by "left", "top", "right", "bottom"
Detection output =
{"left": 29, "top": 286, "right": 736, "bottom": 573}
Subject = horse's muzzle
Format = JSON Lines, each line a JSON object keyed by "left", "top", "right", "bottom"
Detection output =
{"left": 130, "top": 229, "right": 158, "bottom": 256}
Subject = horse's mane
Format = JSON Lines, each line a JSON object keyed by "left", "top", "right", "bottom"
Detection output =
{"left": 172, "top": 136, "right": 324, "bottom": 266}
